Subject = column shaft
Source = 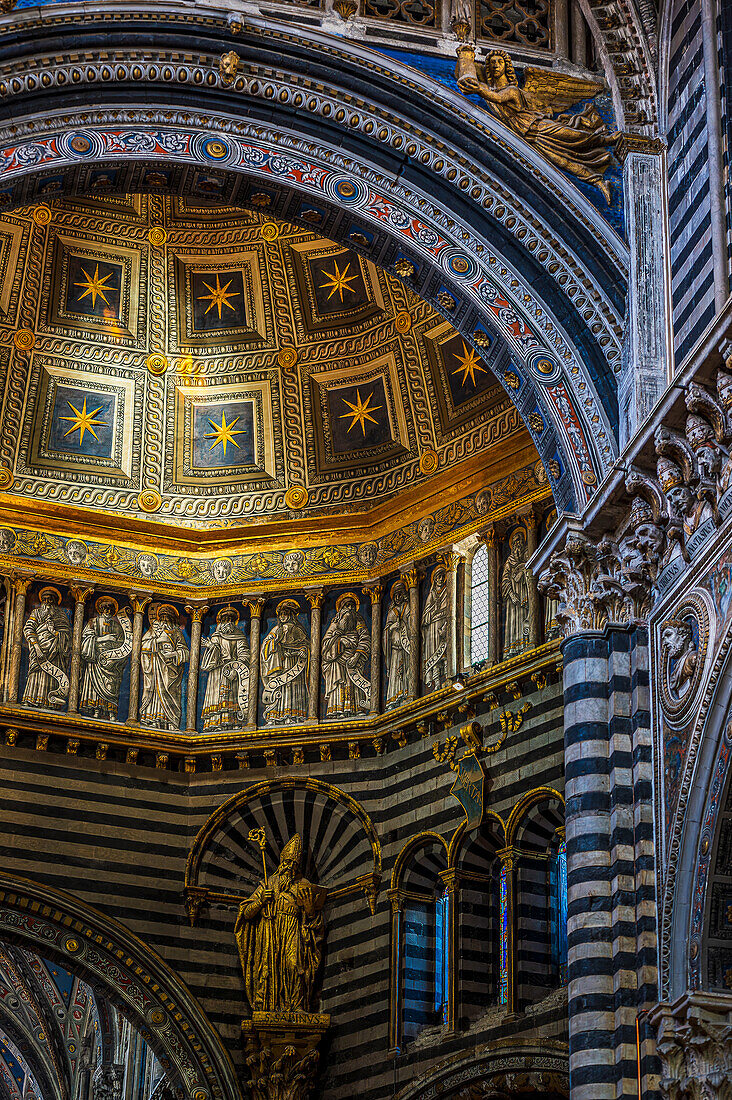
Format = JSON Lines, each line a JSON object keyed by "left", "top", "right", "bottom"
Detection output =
{"left": 524, "top": 514, "right": 540, "bottom": 650}
{"left": 1, "top": 579, "right": 14, "bottom": 703}
{"left": 403, "top": 569, "right": 419, "bottom": 700}
{"left": 68, "top": 585, "right": 94, "bottom": 714}
{"left": 126, "top": 595, "right": 151, "bottom": 725}
{"left": 185, "top": 604, "right": 208, "bottom": 733}
{"left": 307, "top": 592, "right": 323, "bottom": 721}
{"left": 8, "top": 575, "right": 32, "bottom": 704}
{"left": 363, "top": 583, "right": 383, "bottom": 714}
{"left": 618, "top": 141, "right": 670, "bottom": 444}
{"left": 247, "top": 599, "right": 264, "bottom": 729}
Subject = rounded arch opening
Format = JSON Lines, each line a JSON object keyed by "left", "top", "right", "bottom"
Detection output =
{"left": 0, "top": 873, "right": 240, "bottom": 1100}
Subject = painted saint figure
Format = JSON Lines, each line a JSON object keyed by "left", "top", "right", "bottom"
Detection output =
{"left": 235, "top": 834, "right": 326, "bottom": 1014}
{"left": 422, "top": 566, "right": 449, "bottom": 692}
{"left": 501, "top": 528, "right": 531, "bottom": 659}
{"left": 321, "top": 593, "right": 371, "bottom": 719}
{"left": 201, "top": 606, "right": 250, "bottom": 731}
{"left": 383, "top": 580, "right": 411, "bottom": 710}
{"left": 79, "top": 596, "right": 133, "bottom": 719}
{"left": 139, "top": 604, "right": 189, "bottom": 730}
{"left": 260, "top": 599, "right": 310, "bottom": 725}
{"left": 22, "top": 587, "right": 71, "bottom": 710}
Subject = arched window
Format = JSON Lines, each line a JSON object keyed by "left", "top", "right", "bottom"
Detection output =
{"left": 391, "top": 838, "right": 449, "bottom": 1049}
{"left": 513, "top": 794, "right": 565, "bottom": 1009}
{"left": 470, "top": 542, "right": 491, "bottom": 666}
{"left": 454, "top": 819, "right": 503, "bottom": 1026}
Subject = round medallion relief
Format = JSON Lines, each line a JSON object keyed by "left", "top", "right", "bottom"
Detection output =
{"left": 659, "top": 593, "right": 711, "bottom": 724}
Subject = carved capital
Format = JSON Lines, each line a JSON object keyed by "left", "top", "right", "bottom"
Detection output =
{"left": 247, "top": 598, "right": 265, "bottom": 619}
{"left": 538, "top": 530, "right": 654, "bottom": 636}
{"left": 11, "top": 573, "right": 34, "bottom": 596}
{"left": 185, "top": 603, "right": 209, "bottom": 623}
{"left": 70, "top": 585, "right": 94, "bottom": 604}
{"left": 242, "top": 1013, "right": 329, "bottom": 1100}
{"left": 92, "top": 1064, "right": 123, "bottom": 1100}
{"left": 128, "top": 593, "right": 152, "bottom": 615}
{"left": 650, "top": 993, "right": 732, "bottom": 1100}
{"left": 306, "top": 590, "right": 324, "bottom": 610}
{"left": 362, "top": 583, "right": 383, "bottom": 602}
{"left": 401, "top": 568, "right": 418, "bottom": 590}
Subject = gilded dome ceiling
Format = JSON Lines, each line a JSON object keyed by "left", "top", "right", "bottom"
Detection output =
{"left": 0, "top": 193, "right": 534, "bottom": 546}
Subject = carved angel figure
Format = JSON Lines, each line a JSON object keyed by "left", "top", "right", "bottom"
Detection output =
{"left": 457, "top": 50, "right": 616, "bottom": 202}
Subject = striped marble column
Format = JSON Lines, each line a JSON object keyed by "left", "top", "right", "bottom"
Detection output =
{"left": 563, "top": 623, "right": 658, "bottom": 1100}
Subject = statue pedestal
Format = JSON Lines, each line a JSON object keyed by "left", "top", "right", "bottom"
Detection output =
{"left": 241, "top": 1012, "right": 330, "bottom": 1100}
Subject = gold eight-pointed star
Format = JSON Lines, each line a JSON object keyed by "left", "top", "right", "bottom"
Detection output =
{"left": 319, "top": 259, "right": 359, "bottom": 303}
{"left": 452, "top": 341, "right": 487, "bottom": 387}
{"left": 339, "top": 389, "right": 382, "bottom": 436}
{"left": 204, "top": 412, "right": 245, "bottom": 457}
{"left": 59, "top": 398, "right": 107, "bottom": 445}
{"left": 197, "top": 273, "right": 240, "bottom": 320}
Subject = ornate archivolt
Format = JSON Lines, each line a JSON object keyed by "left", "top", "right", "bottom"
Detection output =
{"left": 0, "top": 7, "right": 627, "bottom": 505}
{"left": 0, "top": 873, "right": 240, "bottom": 1100}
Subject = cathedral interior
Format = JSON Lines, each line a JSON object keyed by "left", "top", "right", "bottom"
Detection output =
{"left": 0, "top": 0, "right": 728, "bottom": 1099}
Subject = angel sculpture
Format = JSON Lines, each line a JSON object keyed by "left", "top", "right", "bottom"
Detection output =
{"left": 457, "top": 49, "right": 617, "bottom": 202}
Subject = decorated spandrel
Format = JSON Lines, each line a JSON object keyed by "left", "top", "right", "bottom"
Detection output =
{"left": 79, "top": 596, "right": 132, "bottom": 720}
{"left": 383, "top": 579, "right": 411, "bottom": 711}
{"left": 321, "top": 593, "right": 371, "bottom": 719}
{"left": 139, "top": 603, "right": 189, "bottom": 731}
{"left": 260, "top": 599, "right": 310, "bottom": 725}
{"left": 22, "top": 587, "right": 71, "bottom": 711}
{"left": 235, "top": 831, "right": 326, "bottom": 1014}
{"left": 457, "top": 49, "right": 617, "bottom": 204}
{"left": 200, "top": 605, "right": 250, "bottom": 731}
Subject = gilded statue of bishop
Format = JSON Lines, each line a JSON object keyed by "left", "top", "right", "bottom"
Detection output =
{"left": 235, "top": 834, "right": 326, "bottom": 1015}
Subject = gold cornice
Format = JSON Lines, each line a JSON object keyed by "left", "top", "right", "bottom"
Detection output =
{"left": 0, "top": 435, "right": 540, "bottom": 560}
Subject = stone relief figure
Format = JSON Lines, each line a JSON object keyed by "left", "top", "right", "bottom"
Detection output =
{"left": 79, "top": 596, "right": 133, "bottom": 720}
{"left": 201, "top": 606, "right": 250, "bottom": 731}
{"left": 383, "top": 580, "right": 411, "bottom": 710}
{"left": 422, "top": 566, "right": 448, "bottom": 692}
{"left": 140, "top": 604, "right": 189, "bottom": 730}
{"left": 501, "top": 528, "right": 531, "bottom": 658}
{"left": 260, "top": 600, "right": 310, "bottom": 725}
{"left": 457, "top": 50, "right": 616, "bottom": 202}
{"left": 321, "top": 593, "right": 371, "bottom": 719}
{"left": 661, "top": 617, "right": 697, "bottom": 700}
{"left": 22, "top": 587, "right": 71, "bottom": 710}
{"left": 235, "top": 834, "right": 326, "bottom": 1014}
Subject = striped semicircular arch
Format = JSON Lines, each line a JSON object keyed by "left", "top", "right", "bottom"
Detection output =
{"left": 186, "top": 779, "right": 381, "bottom": 901}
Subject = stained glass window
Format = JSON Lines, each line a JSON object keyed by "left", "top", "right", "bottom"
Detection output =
{"left": 499, "top": 863, "right": 509, "bottom": 1004}
{"left": 434, "top": 892, "right": 449, "bottom": 1020}
{"left": 471, "top": 543, "right": 491, "bottom": 666}
{"left": 558, "top": 838, "right": 567, "bottom": 985}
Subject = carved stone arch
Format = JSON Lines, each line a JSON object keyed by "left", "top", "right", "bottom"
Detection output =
{"left": 666, "top": 645, "right": 732, "bottom": 997}
{"left": 505, "top": 786, "right": 565, "bottom": 846}
{"left": 0, "top": 9, "right": 628, "bottom": 508}
{"left": 0, "top": 995, "right": 64, "bottom": 1100}
{"left": 186, "top": 778, "right": 381, "bottom": 913}
{"left": 576, "top": 0, "right": 659, "bottom": 133}
{"left": 393, "top": 1038, "right": 568, "bottom": 1100}
{"left": 392, "top": 832, "right": 449, "bottom": 892}
{"left": 0, "top": 873, "right": 241, "bottom": 1100}
{"left": 4, "top": 948, "right": 72, "bottom": 1100}
{"left": 447, "top": 810, "right": 506, "bottom": 869}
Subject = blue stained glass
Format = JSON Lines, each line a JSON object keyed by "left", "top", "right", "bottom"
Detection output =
{"left": 499, "top": 864, "right": 508, "bottom": 1004}
{"left": 558, "top": 839, "right": 568, "bottom": 985}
